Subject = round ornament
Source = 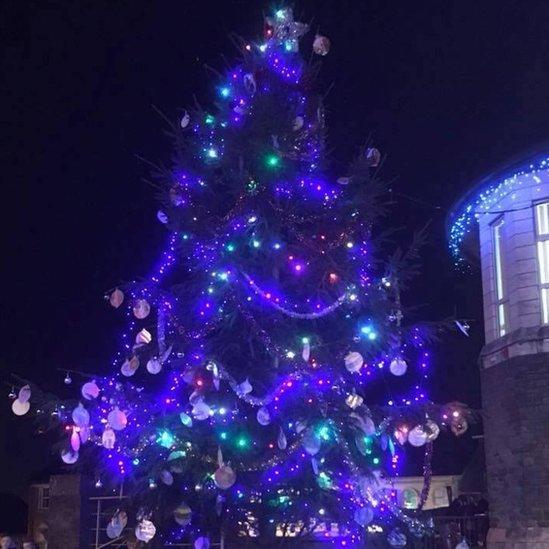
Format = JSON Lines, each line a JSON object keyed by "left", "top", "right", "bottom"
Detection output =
{"left": 192, "top": 400, "right": 211, "bottom": 421}
{"left": 408, "top": 425, "right": 428, "bottom": 447}
{"left": 146, "top": 357, "right": 162, "bottom": 375}
{"left": 121, "top": 356, "right": 139, "bottom": 377}
{"left": 425, "top": 420, "right": 440, "bottom": 441}
{"left": 337, "top": 177, "right": 350, "bottom": 185}
{"left": 355, "top": 432, "right": 373, "bottom": 456}
{"left": 366, "top": 147, "right": 381, "bottom": 167}
{"left": 256, "top": 406, "right": 271, "bottom": 426}
{"left": 11, "top": 399, "right": 30, "bottom": 416}
{"left": 18, "top": 385, "right": 31, "bottom": 404}
{"left": 109, "top": 288, "right": 124, "bottom": 308}
{"left": 135, "top": 328, "right": 152, "bottom": 345}
{"left": 72, "top": 403, "right": 90, "bottom": 427}
{"left": 195, "top": 537, "right": 210, "bottom": 549}
{"left": 160, "top": 470, "right": 174, "bottom": 486}
{"left": 394, "top": 426, "right": 408, "bottom": 445}
{"left": 180, "top": 412, "right": 193, "bottom": 427}
{"left": 354, "top": 505, "right": 374, "bottom": 526}
{"left": 180, "top": 110, "right": 190, "bottom": 129}
{"left": 313, "top": 34, "right": 331, "bottom": 56}
{"left": 102, "top": 427, "right": 116, "bottom": 449}
{"left": 61, "top": 449, "right": 79, "bottom": 464}
{"left": 389, "top": 357, "right": 407, "bottom": 376}
{"left": 387, "top": 528, "right": 407, "bottom": 548}
{"left": 243, "top": 73, "right": 257, "bottom": 94}
{"left": 81, "top": 380, "right": 100, "bottom": 400}
{"left": 157, "top": 210, "right": 168, "bottom": 224}
{"left": 133, "top": 299, "right": 151, "bottom": 320}
{"left": 292, "top": 116, "right": 304, "bottom": 131}
{"left": 135, "top": 520, "right": 156, "bottom": 543}
{"left": 214, "top": 465, "right": 236, "bottom": 489}
{"left": 344, "top": 351, "right": 364, "bottom": 373}
{"left": 108, "top": 406, "right": 127, "bottom": 431}
{"left": 302, "top": 428, "right": 321, "bottom": 455}
{"left": 451, "top": 418, "right": 468, "bottom": 436}
{"left": 173, "top": 502, "right": 192, "bottom": 526}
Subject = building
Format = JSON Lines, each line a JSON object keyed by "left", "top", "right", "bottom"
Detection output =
{"left": 448, "top": 150, "right": 549, "bottom": 548}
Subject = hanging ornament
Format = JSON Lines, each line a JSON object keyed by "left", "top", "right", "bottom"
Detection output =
{"left": 295, "top": 420, "right": 307, "bottom": 434}
{"left": 345, "top": 391, "right": 363, "bottom": 409}
{"left": 11, "top": 399, "right": 30, "bottom": 416}
{"left": 355, "top": 432, "right": 373, "bottom": 456}
{"left": 214, "top": 464, "right": 236, "bottom": 489}
{"left": 302, "top": 428, "right": 321, "bottom": 455}
{"left": 354, "top": 505, "right": 374, "bottom": 526}
{"left": 121, "top": 356, "right": 139, "bottom": 377}
{"left": 102, "top": 427, "right": 115, "bottom": 449}
{"left": 264, "top": 8, "right": 308, "bottom": 50}
{"left": 337, "top": 176, "right": 350, "bottom": 185}
{"left": 389, "top": 357, "right": 407, "bottom": 376}
{"left": 312, "top": 34, "right": 331, "bottom": 56}
{"left": 206, "top": 361, "right": 220, "bottom": 390}
{"left": 191, "top": 400, "right": 212, "bottom": 421}
{"left": 108, "top": 406, "right": 127, "bottom": 431}
{"left": 256, "top": 407, "right": 271, "bottom": 426}
{"left": 18, "top": 385, "right": 31, "bottom": 404}
{"left": 160, "top": 470, "right": 174, "bottom": 486}
{"left": 81, "top": 380, "right": 100, "bottom": 400}
{"left": 195, "top": 537, "right": 210, "bottom": 549}
{"left": 292, "top": 116, "right": 304, "bottom": 131}
{"left": 394, "top": 426, "right": 409, "bottom": 445}
{"left": 366, "top": 147, "right": 381, "bottom": 167}
{"left": 180, "top": 412, "right": 193, "bottom": 427}
{"left": 169, "top": 185, "right": 185, "bottom": 206}
{"left": 8, "top": 387, "right": 16, "bottom": 400}
{"left": 133, "top": 299, "right": 151, "bottom": 320}
{"left": 61, "top": 449, "right": 79, "bottom": 464}
{"left": 451, "top": 418, "right": 468, "bottom": 436}
{"left": 174, "top": 502, "right": 192, "bottom": 526}
{"left": 387, "top": 528, "right": 407, "bottom": 548}
{"left": 79, "top": 425, "right": 90, "bottom": 444}
{"left": 146, "top": 357, "right": 162, "bottom": 375}
{"left": 237, "top": 378, "right": 253, "bottom": 395}
{"left": 64, "top": 372, "right": 72, "bottom": 385}
{"left": 408, "top": 425, "right": 428, "bottom": 447}
{"left": 302, "top": 339, "right": 311, "bottom": 361}
{"left": 109, "top": 288, "right": 124, "bottom": 308}
{"left": 135, "top": 328, "right": 152, "bottom": 346}
{"left": 106, "top": 510, "right": 127, "bottom": 539}
{"left": 157, "top": 210, "right": 168, "bottom": 224}
{"left": 344, "top": 351, "right": 364, "bottom": 373}
{"left": 425, "top": 420, "right": 440, "bottom": 442}
{"left": 72, "top": 403, "right": 90, "bottom": 427}
{"left": 243, "top": 73, "right": 257, "bottom": 94}
{"left": 101, "top": 427, "right": 116, "bottom": 450}
{"left": 70, "top": 427, "right": 81, "bottom": 452}
{"left": 135, "top": 520, "right": 156, "bottom": 543}
{"left": 180, "top": 110, "right": 190, "bottom": 129}
{"left": 277, "top": 427, "right": 287, "bottom": 450}
{"left": 455, "top": 320, "right": 470, "bottom": 337}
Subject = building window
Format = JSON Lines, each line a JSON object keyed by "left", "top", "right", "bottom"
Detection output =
{"left": 535, "top": 201, "right": 549, "bottom": 324}
{"left": 492, "top": 218, "right": 507, "bottom": 336}
{"left": 38, "top": 486, "right": 50, "bottom": 510}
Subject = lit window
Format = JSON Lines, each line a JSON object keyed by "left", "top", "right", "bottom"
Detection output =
{"left": 492, "top": 218, "right": 507, "bottom": 336}
{"left": 535, "top": 201, "right": 549, "bottom": 324}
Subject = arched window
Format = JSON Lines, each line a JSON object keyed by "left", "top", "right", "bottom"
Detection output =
{"left": 534, "top": 201, "right": 549, "bottom": 323}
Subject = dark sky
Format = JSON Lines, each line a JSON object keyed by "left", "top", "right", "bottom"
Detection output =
{"left": 2, "top": 0, "right": 549, "bottom": 499}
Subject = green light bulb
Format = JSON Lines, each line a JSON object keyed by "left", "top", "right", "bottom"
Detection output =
{"left": 266, "top": 154, "right": 281, "bottom": 168}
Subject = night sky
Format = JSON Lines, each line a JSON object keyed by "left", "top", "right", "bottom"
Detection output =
{"left": 2, "top": 0, "right": 549, "bottom": 505}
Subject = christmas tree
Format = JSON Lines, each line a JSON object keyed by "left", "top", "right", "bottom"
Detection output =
{"left": 12, "top": 7, "right": 470, "bottom": 547}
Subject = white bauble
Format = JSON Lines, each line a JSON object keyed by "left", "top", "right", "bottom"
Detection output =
{"left": 292, "top": 116, "right": 304, "bottom": 131}
{"left": 146, "top": 357, "right": 162, "bottom": 375}
{"left": 102, "top": 427, "right": 116, "bottom": 449}
{"left": 81, "top": 380, "right": 100, "bottom": 400}
{"left": 344, "top": 351, "right": 364, "bottom": 373}
{"left": 121, "top": 356, "right": 139, "bottom": 377}
{"left": 133, "top": 298, "right": 151, "bottom": 319}
{"left": 354, "top": 505, "right": 374, "bottom": 526}
{"left": 135, "top": 520, "right": 156, "bottom": 543}
{"left": 195, "top": 537, "right": 210, "bottom": 549}
{"left": 18, "top": 385, "right": 31, "bottom": 403}
{"left": 160, "top": 470, "right": 174, "bottom": 486}
{"left": 11, "top": 399, "right": 30, "bottom": 416}
{"left": 72, "top": 403, "right": 90, "bottom": 427}
{"left": 389, "top": 357, "right": 407, "bottom": 376}
{"left": 191, "top": 400, "right": 211, "bottom": 421}
{"left": 237, "top": 378, "right": 253, "bottom": 395}
{"left": 109, "top": 288, "right": 124, "bottom": 308}
{"left": 425, "top": 420, "right": 440, "bottom": 442}
{"left": 213, "top": 465, "right": 236, "bottom": 489}
{"left": 61, "top": 449, "right": 79, "bottom": 464}
{"left": 256, "top": 407, "right": 270, "bottom": 426}
{"left": 180, "top": 110, "right": 190, "bottom": 128}
{"left": 135, "top": 328, "right": 152, "bottom": 345}
{"left": 302, "top": 428, "right": 321, "bottom": 455}
{"left": 173, "top": 502, "right": 192, "bottom": 526}
{"left": 408, "top": 425, "right": 428, "bottom": 447}
{"left": 108, "top": 406, "right": 127, "bottom": 431}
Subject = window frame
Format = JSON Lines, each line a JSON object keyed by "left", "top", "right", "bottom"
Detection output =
{"left": 534, "top": 200, "right": 549, "bottom": 324}
{"left": 491, "top": 216, "right": 508, "bottom": 337}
